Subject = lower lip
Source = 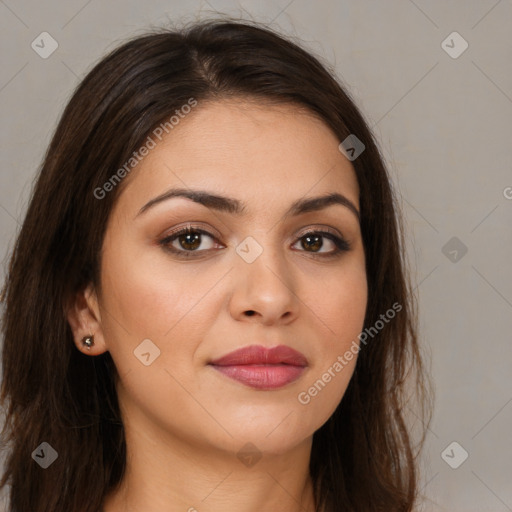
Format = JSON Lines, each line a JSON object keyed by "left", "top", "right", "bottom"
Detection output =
{"left": 210, "top": 364, "right": 306, "bottom": 389}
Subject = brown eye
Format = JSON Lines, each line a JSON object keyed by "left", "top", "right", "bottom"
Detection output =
{"left": 159, "top": 227, "right": 221, "bottom": 258}
{"left": 300, "top": 233, "right": 324, "bottom": 252}
{"left": 177, "top": 231, "right": 202, "bottom": 251}
{"left": 292, "top": 230, "right": 350, "bottom": 257}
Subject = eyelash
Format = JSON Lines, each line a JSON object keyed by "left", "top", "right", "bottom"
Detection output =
{"left": 158, "top": 225, "right": 351, "bottom": 260}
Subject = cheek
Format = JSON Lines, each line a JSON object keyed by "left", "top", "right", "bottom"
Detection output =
{"left": 319, "top": 278, "right": 367, "bottom": 335}
{"left": 296, "top": 261, "right": 367, "bottom": 423}
{"left": 98, "top": 242, "right": 226, "bottom": 368}
{"left": 305, "top": 255, "right": 368, "bottom": 342}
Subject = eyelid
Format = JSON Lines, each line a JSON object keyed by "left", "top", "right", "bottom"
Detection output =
{"left": 159, "top": 222, "right": 222, "bottom": 241}
{"left": 295, "top": 225, "right": 345, "bottom": 241}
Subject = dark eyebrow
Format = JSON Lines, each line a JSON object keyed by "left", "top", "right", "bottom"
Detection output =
{"left": 136, "top": 188, "right": 360, "bottom": 222}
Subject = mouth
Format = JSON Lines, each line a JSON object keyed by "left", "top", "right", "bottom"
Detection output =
{"left": 208, "top": 344, "right": 308, "bottom": 390}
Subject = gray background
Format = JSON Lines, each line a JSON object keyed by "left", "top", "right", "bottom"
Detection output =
{"left": 1, "top": 1, "right": 511, "bottom": 511}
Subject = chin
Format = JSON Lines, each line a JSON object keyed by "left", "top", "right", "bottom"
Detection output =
{"left": 202, "top": 410, "right": 318, "bottom": 457}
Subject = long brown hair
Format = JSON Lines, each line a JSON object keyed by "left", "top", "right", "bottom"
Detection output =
{"left": 0, "top": 18, "right": 433, "bottom": 512}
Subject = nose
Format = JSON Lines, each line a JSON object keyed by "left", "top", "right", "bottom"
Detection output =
{"left": 228, "top": 244, "right": 300, "bottom": 326}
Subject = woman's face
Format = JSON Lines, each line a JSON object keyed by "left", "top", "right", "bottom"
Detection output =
{"left": 81, "top": 99, "right": 367, "bottom": 456}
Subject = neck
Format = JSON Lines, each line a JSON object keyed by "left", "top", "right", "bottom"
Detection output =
{"left": 102, "top": 414, "right": 317, "bottom": 512}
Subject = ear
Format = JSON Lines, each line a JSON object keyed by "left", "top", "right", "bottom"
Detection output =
{"left": 66, "top": 282, "right": 107, "bottom": 356}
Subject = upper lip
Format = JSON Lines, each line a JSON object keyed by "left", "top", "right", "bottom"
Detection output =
{"left": 209, "top": 345, "right": 308, "bottom": 367}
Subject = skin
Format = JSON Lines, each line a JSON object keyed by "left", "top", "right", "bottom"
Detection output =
{"left": 67, "top": 99, "right": 368, "bottom": 512}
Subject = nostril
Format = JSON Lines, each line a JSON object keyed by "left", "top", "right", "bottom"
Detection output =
{"left": 245, "top": 310, "right": 256, "bottom": 316}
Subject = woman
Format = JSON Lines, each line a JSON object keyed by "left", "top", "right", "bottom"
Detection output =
{"left": 0, "top": 18, "right": 433, "bottom": 512}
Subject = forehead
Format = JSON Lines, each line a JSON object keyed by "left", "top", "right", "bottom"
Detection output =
{"left": 117, "top": 99, "right": 360, "bottom": 215}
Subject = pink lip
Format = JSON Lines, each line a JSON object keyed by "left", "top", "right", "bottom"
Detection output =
{"left": 209, "top": 345, "right": 308, "bottom": 390}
